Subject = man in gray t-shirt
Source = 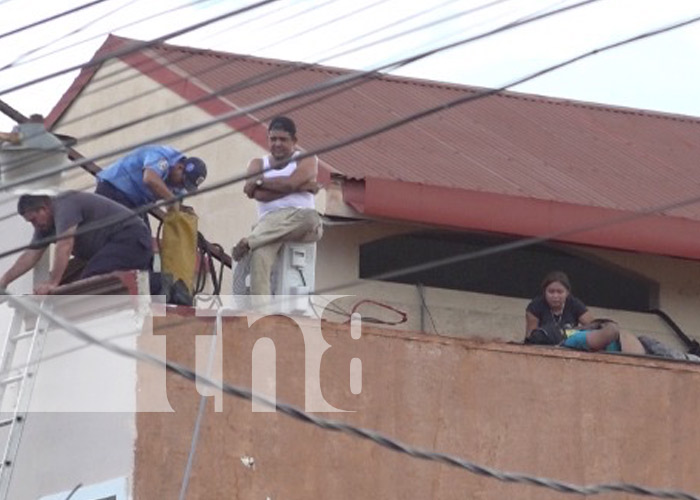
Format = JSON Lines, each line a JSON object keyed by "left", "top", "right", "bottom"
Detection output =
{"left": 0, "top": 191, "right": 152, "bottom": 294}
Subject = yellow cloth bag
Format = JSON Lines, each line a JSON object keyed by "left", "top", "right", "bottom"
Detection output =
{"left": 160, "top": 210, "right": 198, "bottom": 295}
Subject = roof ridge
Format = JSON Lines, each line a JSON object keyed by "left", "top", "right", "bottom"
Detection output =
{"left": 117, "top": 35, "right": 700, "bottom": 124}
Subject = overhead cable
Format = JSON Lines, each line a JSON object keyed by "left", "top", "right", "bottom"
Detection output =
{"left": 1, "top": 0, "right": 213, "bottom": 73}
{"left": 0, "top": 0, "right": 282, "bottom": 97}
{"left": 0, "top": 0, "right": 600, "bottom": 181}
{"left": 0, "top": 0, "right": 111, "bottom": 41}
{"left": 75, "top": 0, "right": 329, "bottom": 98}
{"left": 58, "top": 0, "right": 508, "bottom": 133}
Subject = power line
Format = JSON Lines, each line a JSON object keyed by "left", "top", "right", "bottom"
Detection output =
{"left": 124, "top": 0, "right": 518, "bottom": 157}
{"left": 69, "top": 0, "right": 516, "bottom": 146}
{"left": 62, "top": 0, "right": 482, "bottom": 116}
{"left": 72, "top": 0, "right": 324, "bottom": 99}
{"left": 1, "top": 0, "right": 142, "bottom": 72}
{"left": 4, "top": 292, "right": 699, "bottom": 500}
{"left": 0, "top": 0, "right": 282, "bottom": 97}
{"left": 252, "top": 0, "right": 394, "bottom": 54}
{"left": 55, "top": 0, "right": 508, "bottom": 138}
{"left": 0, "top": 0, "right": 214, "bottom": 74}
{"left": 0, "top": 0, "right": 600, "bottom": 182}
{"left": 63, "top": 483, "right": 83, "bottom": 500}
{"left": 0, "top": 0, "right": 111, "bottom": 42}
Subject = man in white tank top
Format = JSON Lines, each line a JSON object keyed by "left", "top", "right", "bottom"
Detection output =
{"left": 232, "top": 116, "right": 323, "bottom": 295}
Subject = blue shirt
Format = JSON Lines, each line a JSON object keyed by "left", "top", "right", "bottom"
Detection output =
{"left": 97, "top": 145, "right": 185, "bottom": 206}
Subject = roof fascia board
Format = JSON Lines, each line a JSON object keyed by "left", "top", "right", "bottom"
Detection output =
{"left": 359, "top": 177, "right": 700, "bottom": 261}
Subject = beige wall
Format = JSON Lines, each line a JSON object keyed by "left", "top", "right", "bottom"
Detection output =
{"left": 315, "top": 219, "right": 700, "bottom": 351}
{"left": 136, "top": 312, "right": 700, "bottom": 500}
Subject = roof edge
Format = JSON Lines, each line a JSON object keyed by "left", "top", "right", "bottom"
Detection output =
{"left": 46, "top": 34, "right": 130, "bottom": 130}
{"left": 354, "top": 177, "right": 700, "bottom": 261}
{"left": 56, "top": 35, "right": 700, "bottom": 128}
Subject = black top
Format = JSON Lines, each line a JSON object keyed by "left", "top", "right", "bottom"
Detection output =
{"left": 526, "top": 295, "right": 588, "bottom": 329}
{"left": 31, "top": 190, "right": 147, "bottom": 260}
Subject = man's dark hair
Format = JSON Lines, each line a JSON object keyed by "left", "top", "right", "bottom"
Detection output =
{"left": 268, "top": 116, "right": 297, "bottom": 138}
{"left": 17, "top": 194, "right": 51, "bottom": 215}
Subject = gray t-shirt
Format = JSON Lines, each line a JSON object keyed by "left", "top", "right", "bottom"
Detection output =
{"left": 31, "top": 191, "right": 147, "bottom": 260}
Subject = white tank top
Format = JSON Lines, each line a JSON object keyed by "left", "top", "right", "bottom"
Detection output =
{"left": 257, "top": 154, "right": 315, "bottom": 218}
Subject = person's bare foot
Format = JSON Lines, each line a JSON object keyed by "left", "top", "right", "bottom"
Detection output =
{"left": 232, "top": 238, "right": 250, "bottom": 261}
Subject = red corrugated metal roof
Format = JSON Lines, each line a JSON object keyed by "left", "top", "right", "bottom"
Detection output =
{"left": 48, "top": 35, "right": 700, "bottom": 259}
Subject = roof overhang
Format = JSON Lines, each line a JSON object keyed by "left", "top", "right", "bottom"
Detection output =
{"left": 340, "top": 176, "right": 700, "bottom": 261}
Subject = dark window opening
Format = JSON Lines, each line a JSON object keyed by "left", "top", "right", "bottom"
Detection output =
{"left": 359, "top": 231, "right": 658, "bottom": 312}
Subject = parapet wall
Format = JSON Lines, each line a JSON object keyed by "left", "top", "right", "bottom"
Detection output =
{"left": 135, "top": 311, "right": 700, "bottom": 500}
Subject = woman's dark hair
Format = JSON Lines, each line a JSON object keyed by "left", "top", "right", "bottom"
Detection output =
{"left": 268, "top": 116, "right": 296, "bottom": 138}
{"left": 17, "top": 194, "right": 51, "bottom": 215}
{"left": 540, "top": 271, "right": 571, "bottom": 293}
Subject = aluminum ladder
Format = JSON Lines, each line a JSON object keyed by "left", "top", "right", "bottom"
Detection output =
{"left": 0, "top": 299, "right": 50, "bottom": 499}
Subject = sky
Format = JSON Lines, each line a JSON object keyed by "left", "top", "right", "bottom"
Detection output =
{"left": 1, "top": 0, "right": 700, "bottom": 131}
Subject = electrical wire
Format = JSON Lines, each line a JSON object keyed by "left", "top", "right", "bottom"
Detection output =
{"left": 252, "top": 0, "right": 393, "bottom": 54}
{"left": 63, "top": 482, "right": 83, "bottom": 500}
{"left": 4, "top": 291, "right": 699, "bottom": 500}
{"left": 0, "top": 0, "right": 600, "bottom": 182}
{"left": 56, "top": 0, "right": 502, "bottom": 134}
{"left": 53, "top": 0, "right": 515, "bottom": 149}
{"left": 0, "top": 0, "right": 556, "bottom": 157}
{"left": 0, "top": 0, "right": 111, "bottom": 42}
{"left": 1, "top": 0, "right": 214, "bottom": 74}
{"left": 55, "top": 0, "right": 300, "bottom": 119}
{"left": 73, "top": 0, "right": 325, "bottom": 98}
{"left": 178, "top": 315, "right": 219, "bottom": 500}
{"left": 0, "top": 0, "right": 281, "bottom": 97}
{"left": 0, "top": 0, "right": 141, "bottom": 72}
{"left": 417, "top": 283, "right": 439, "bottom": 334}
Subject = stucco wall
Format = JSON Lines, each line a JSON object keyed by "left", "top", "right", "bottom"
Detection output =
{"left": 135, "top": 311, "right": 700, "bottom": 500}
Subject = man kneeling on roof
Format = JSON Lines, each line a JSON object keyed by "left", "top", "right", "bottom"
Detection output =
{"left": 0, "top": 191, "right": 153, "bottom": 295}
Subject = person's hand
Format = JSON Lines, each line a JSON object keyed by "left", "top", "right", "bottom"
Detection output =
{"left": 34, "top": 282, "right": 57, "bottom": 295}
{"left": 244, "top": 179, "right": 258, "bottom": 198}
{"left": 305, "top": 181, "right": 321, "bottom": 194}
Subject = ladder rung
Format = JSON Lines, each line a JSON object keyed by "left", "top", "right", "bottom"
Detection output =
{"left": 0, "top": 374, "right": 23, "bottom": 387}
{"left": 10, "top": 330, "right": 34, "bottom": 343}
{"left": 0, "top": 417, "right": 20, "bottom": 428}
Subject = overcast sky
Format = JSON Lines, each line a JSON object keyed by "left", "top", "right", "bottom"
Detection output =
{"left": 1, "top": 0, "right": 700, "bottom": 131}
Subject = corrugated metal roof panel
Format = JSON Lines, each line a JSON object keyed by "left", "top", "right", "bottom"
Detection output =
{"left": 127, "top": 38, "right": 700, "bottom": 221}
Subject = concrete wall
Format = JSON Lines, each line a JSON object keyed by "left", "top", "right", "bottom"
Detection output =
{"left": 135, "top": 311, "right": 700, "bottom": 500}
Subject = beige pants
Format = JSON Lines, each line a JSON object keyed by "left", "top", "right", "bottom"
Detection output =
{"left": 248, "top": 208, "right": 322, "bottom": 295}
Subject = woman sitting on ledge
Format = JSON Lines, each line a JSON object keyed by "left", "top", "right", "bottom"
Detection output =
{"left": 525, "top": 270, "right": 593, "bottom": 342}
{"left": 525, "top": 271, "right": 645, "bottom": 354}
